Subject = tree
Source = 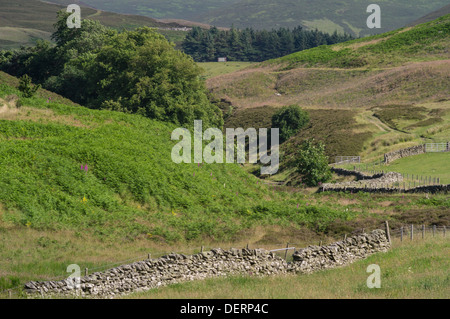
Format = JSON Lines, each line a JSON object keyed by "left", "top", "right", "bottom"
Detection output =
{"left": 18, "top": 74, "right": 41, "bottom": 98}
{"left": 87, "top": 27, "right": 223, "bottom": 128}
{"left": 296, "top": 139, "right": 332, "bottom": 187}
{"left": 271, "top": 105, "right": 309, "bottom": 143}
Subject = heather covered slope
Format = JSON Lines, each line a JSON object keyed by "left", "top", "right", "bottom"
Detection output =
{"left": 208, "top": 15, "right": 450, "bottom": 179}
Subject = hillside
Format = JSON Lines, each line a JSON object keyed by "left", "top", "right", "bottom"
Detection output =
{"left": 407, "top": 4, "right": 450, "bottom": 27}
{"left": 0, "top": 71, "right": 365, "bottom": 243}
{"left": 207, "top": 15, "right": 450, "bottom": 180}
{"left": 1, "top": 67, "right": 450, "bottom": 296}
{"left": 0, "top": 0, "right": 192, "bottom": 49}
{"left": 42, "top": 0, "right": 450, "bottom": 37}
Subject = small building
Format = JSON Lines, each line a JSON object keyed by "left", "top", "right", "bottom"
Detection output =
{"left": 218, "top": 57, "right": 227, "bottom": 62}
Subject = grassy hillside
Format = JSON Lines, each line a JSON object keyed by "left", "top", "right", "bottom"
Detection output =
{"left": 197, "top": 62, "right": 257, "bottom": 79}
{"left": 42, "top": 0, "right": 450, "bottom": 37}
{"left": 0, "top": 0, "right": 192, "bottom": 49}
{"left": 408, "top": 4, "right": 450, "bottom": 27}
{"left": 0, "top": 73, "right": 366, "bottom": 243}
{"left": 270, "top": 14, "right": 450, "bottom": 69}
{"left": 208, "top": 15, "right": 450, "bottom": 181}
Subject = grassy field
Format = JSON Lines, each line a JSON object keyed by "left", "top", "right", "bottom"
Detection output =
{"left": 386, "top": 153, "right": 450, "bottom": 184}
{"left": 337, "top": 149, "right": 450, "bottom": 184}
{"left": 120, "top": 235, "right": 449, "bottom": 299}
{"left": 197, "top": 62, "right": 257, "bottom": 79}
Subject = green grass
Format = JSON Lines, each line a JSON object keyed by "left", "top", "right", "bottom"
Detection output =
{"left": 124, "top": 236, "right": 450, "bottom": 299}
{"left": 268, "top": 14, "right": 450, "bottom": 69}
{"left": 0, "top": 80, "right": 365, "bottom": 244}
{"left": 197, "top": 62, "right": 257, "bottom": 79}
{"left": 386, "top": 153, "right": 450, "bottom": 184}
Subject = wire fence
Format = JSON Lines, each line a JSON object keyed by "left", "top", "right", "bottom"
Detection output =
{"left": 1, "top": 222, "right": 447, "bottom": 298}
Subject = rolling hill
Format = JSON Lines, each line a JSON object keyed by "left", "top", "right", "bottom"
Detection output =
{"left": 42, "top": 0, "right": 450, "bottom": 36}
{"left": 0, "top": 0, "right": 193, "bottom": 49}
{"left": 407, "top": 3, "right": 450, "bottom": 27}
{"left": 207, "top": 14, "right": 450, "bottom": 180}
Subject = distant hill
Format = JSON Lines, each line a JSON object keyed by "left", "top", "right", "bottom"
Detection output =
{"left": 41, "top": 0, "right": 450, "bottom": 36}
{"left": 407, "top": 4, "right": 450, "bottom": 27}
{"left": 208, "top": 14, "right": 450, "bottom": 179}
{"left": 0, "top": 0, "right": 194, "bottom": 49}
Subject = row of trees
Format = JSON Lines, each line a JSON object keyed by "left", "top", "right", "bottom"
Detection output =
{"left": 0, "top": 12, "right": 223, "bottom": 128}
{"left": 182, "top": 26, "right": 354, "bottom": 62}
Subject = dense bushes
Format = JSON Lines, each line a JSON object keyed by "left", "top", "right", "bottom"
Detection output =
{"left": 271, "top": 105, "right": 309, "bottom": 143}
{"left": 0, "top": 12, "right": 222, "bottom": 128}
{"left": 295, "top": 139, "right": 332, "bottom": 187}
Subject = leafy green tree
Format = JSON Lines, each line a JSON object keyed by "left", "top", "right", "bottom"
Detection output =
{"left": 296, "top": 139, "right": 332, "bottom": 187}
{"left": 87, "top": 27, "right": 223, "bottom": 127}
{"left": 18, "top": 74, "right": 41, "bottom": 98}
{"left": 271, "top": 105, "right": 309, "bottom": 143}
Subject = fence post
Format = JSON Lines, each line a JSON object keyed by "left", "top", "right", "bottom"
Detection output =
{"left": 433, "top": 225, "right": 436, "bottom": 237}
{"left": 385, "top": 221, "right": 391, "bottom": 244}
{"left": 148, "top": 253, "right": 151, "bottom": 260}
{"left": 410, "top": 224, "right": 413, "bottom": 241}
{"left": 284, "top": 243, "right": 289, "bottom": 260}
{"left": 444, "top": 226, "right": 446, "bottom": 237}
{"left": 85, "top": 268, "right": 88, "bottom": 276}
{"left": 422, "top": 224, "right": 425, "bottom": 239}
{"left": 400, "top": 227, "right": 403, "bottom": 242}
{"left": 201, "top": 246, "right": 204, "bottom": 252}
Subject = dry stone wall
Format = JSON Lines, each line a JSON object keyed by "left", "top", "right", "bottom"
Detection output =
{"left": 24, "top": 230, "right": 390, "bottom": 298}
{"left": 325, "top": 169, "right": 449, "bottom": 193}
{"left": 324, "top": 171, "right": 403, "bottom": 190}
{"left": 331, "top": 167, "right": 383, "bottom": 180}
{"left": 290, "top": 229, "right": 390, "bottom": 273}
{"left": 384, "top": 145, "right": 425, "bottom": 164}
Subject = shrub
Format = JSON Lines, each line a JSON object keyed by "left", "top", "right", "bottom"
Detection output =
{"left": 295, "top": 139, "right": 332, "bottom": 186}
{"left": 271, "top": 105, "right": 309, "bottom": 143}
{"left": 18, "top": 75, "right": 40, "bottom": 98}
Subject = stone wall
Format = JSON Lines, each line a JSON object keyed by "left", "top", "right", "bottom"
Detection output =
{"left": 331, "top": 167, "right": 383, "bottom": 180}
{"left": 326, "top": 168, "right": 448, "bottom": 193}
{"left": 320, "top": 184, "right": 450, "bottom": 194}
{"left": 24, "top": 230, "right": 390, "bottom": 298}
{"left": 324, "top": 171, "right": 403, "bottom": 190}
{"left": 384, "top": 145, "right": 425, "bottom": 164}
{"left": 290, "top": 229, "right": 390, "bottom": 273}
